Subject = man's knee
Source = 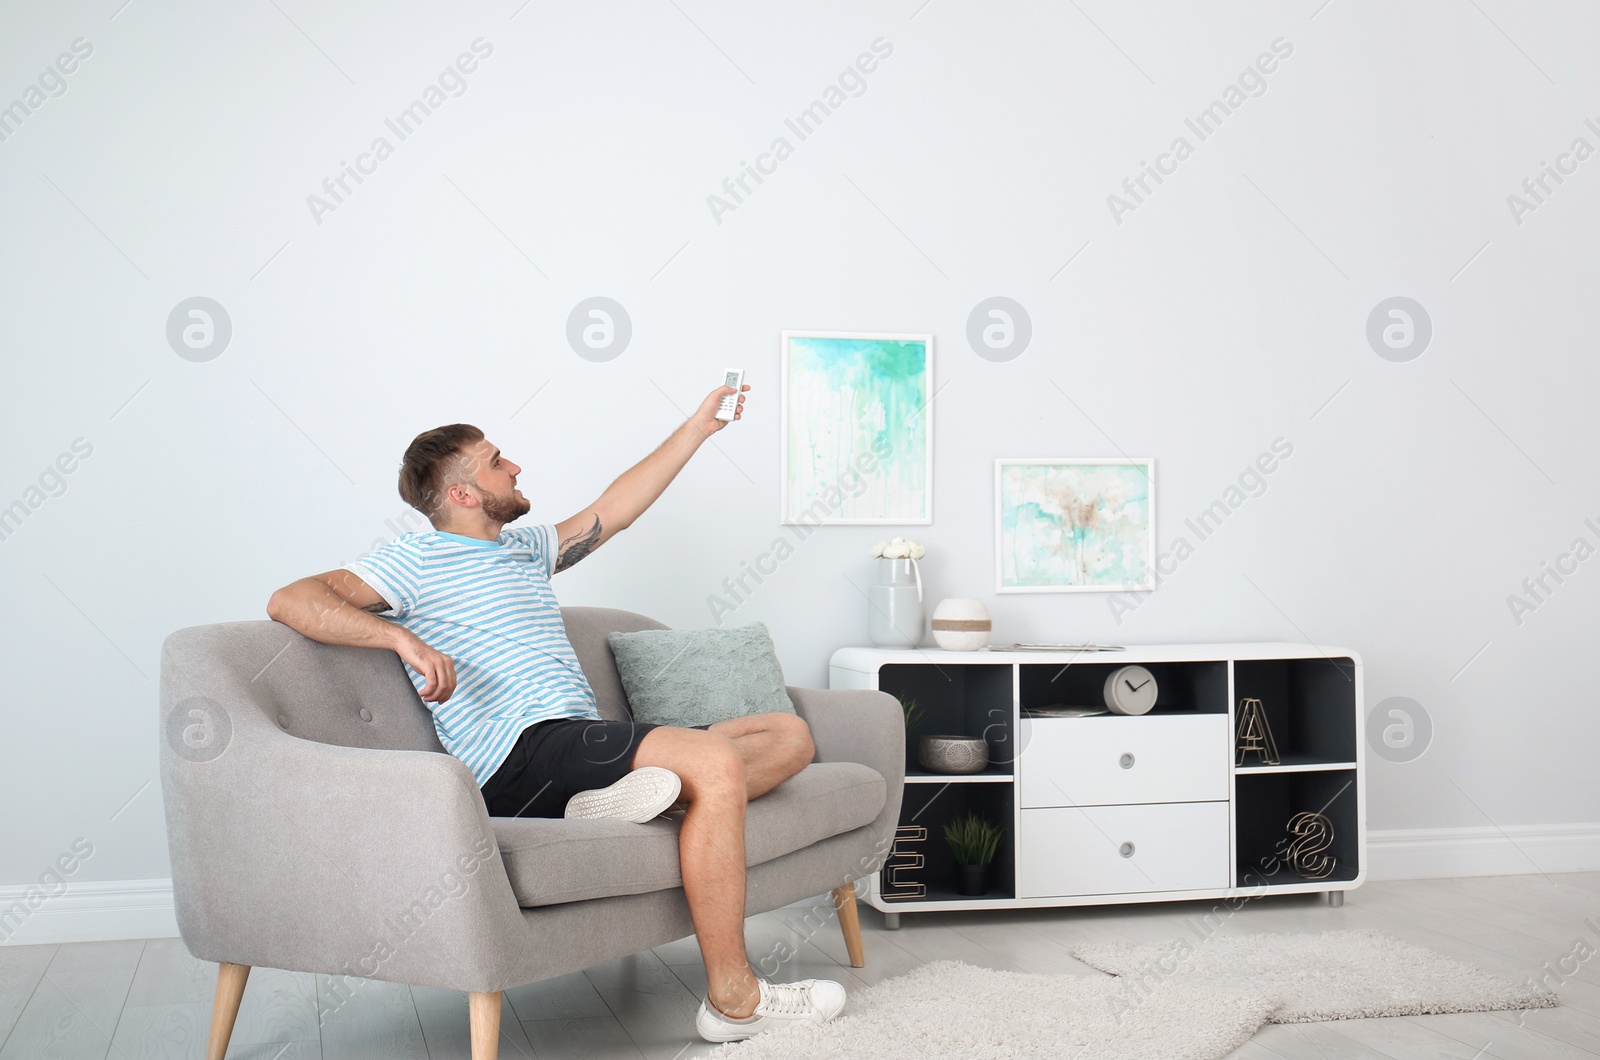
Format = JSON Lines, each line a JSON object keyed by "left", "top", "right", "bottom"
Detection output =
{"left": 681, "top": 734, "right": 746, "bottom": 799}
{"left": 748, "top": 714, "right": 812, "bottom": 781}
{"left": 769, "top": 712, "right": 815, "bottom": 772}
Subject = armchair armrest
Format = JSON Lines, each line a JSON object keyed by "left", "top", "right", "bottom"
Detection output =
{"left": 785, "top": 686, "right": 905, "bottom": 866}
{"left": 161, "top": 664, "right": 528, "bottom": 992}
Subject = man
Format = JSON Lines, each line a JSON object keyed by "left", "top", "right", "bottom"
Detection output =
{"left": 265, "top": 383, "right": 846, "bottom": 1043}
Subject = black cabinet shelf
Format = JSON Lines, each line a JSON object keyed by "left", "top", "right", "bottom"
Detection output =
{"left": 1234, "top": 768, "right": 1359, "bottom": 888}
{"left": 1234, "top": 658, "right": 1358, "bottom": 763}
{"left": 905, "top": 765, "right": 1013, "bottom": 784}
{"left": 1235, "top": 754, "right": 1357, "bottom": 774}
{"left": 882, "top": 782, "right": 1015, "bottom": 904}
{"left": 1237, "top": 861, "right": 1361, "bottom": 889}
{"left": 1020, "top": 659, "right": 1229, "bottom": 715}
{"left": 881, "top": 879, "right": 1015, "bottom": 904}
{"left": 881, "top": 663, "right": 1017, "bottom": 774}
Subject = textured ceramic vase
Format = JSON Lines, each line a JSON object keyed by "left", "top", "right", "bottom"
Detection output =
{"left": 868, "top": 558, "right": 923, "bottom": 648}
{"left": 931, "top": 598, "right": 991, "bottom": 651}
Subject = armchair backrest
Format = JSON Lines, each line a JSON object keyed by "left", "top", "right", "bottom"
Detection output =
{"left": 557, "top": 606, "right": 669, "bottom": 722}
{"left": 159, "top": 607, "right": 670, "bottom": 755}
{"left": 161, "top": 621, "right": 446, "bottom": 754}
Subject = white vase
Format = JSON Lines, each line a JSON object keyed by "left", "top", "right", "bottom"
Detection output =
{"left": 868, "top": 558, "right": 923, "bottom": 648}
{"left": 931, "top": 598, "right": 991, "bottom": 651}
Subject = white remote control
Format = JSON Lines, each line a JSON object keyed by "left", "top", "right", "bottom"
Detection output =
{"left": 715, "top": 368, "right": 744, "bottom": 421}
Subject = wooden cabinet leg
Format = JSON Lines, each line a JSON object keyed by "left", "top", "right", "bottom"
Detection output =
{"left": 832, "top": 883, "right": 866, "bottom": 968}
{"left": 205, "top": 963, "right": 250, "bottom": 1060}
{"left": 469, "top": 990, "right": 502, "bottom": 1060}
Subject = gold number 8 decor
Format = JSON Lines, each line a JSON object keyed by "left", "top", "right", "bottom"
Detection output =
{"left": 1235, "top": 697, "right": 1280, "bottom": 766}
{"left": 1285, "top": 811, "right": 1336, "bottom": 880}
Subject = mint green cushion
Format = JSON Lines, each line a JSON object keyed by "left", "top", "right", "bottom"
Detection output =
{"left": 607, "top": 623, "right": 795, "bottom": 728}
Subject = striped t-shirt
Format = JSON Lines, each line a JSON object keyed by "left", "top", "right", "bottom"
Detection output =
{"left": 344, "top": 523, "right": 599, "bottom": 786}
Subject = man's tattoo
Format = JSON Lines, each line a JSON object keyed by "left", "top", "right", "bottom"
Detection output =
{"left": 556, "top": 516, "right": 602, "bottom": 572}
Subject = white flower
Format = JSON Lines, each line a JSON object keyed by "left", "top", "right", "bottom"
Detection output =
{"left": 874, "top": 537, "right": 926, "bottom": 560}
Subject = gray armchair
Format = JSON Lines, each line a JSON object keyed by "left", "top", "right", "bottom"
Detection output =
{"left": 158, "top": 606, "right": 904, "bottom": 1060}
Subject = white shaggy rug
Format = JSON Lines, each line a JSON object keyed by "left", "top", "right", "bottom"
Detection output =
{"left": 1070, "top": 928, "right": 1560, "bottom": 1023}
{"left": 715, "top": 960, "right": 1277, "bottom": 1059}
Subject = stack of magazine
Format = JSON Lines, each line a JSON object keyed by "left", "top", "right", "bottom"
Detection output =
{"left": 1022, "top": 703, "right": 1109, "bottom": 719}
{"left": 991, "top": 643, "right": 1124, "bottom": 652}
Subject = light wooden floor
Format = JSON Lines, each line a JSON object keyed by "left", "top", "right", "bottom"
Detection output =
{"left": 3, "top": 872, "right": 1599, "bottom": 1059}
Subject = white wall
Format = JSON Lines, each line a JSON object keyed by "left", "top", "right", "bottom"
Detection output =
{"left": 2, "top": 0, "right": 1597, "bottom": 911}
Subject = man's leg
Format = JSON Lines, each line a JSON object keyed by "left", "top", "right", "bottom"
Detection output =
{"left": 631, "top": 726, "right": 763, "bottom": 1018}
{"left": 702, "top": 712, "right": 814, "bottom": 798}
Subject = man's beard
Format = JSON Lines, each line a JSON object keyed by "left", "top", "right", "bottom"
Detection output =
{"left": 479, "top": 488, "right": 531, "bottom": 524}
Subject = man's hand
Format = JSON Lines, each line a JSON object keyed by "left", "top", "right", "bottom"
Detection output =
{"left": 395, "top": 632, "right": 457, "bottom": 703}
{"left": 693, "top": 383, "right": 750, "bottom": 434}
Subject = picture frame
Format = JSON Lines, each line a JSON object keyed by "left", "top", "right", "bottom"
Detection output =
{"left": 780, "top": 330, "right": 933, "bottom": 525}
{"left": 994, "top": 457, "right": 1155, "bottom": 593}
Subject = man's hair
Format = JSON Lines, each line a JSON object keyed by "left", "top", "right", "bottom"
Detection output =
{"left": 398, "top": 424, "right": 485, "bottom": 524}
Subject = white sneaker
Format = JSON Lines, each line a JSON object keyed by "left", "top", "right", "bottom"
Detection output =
{"left": 695, "top": 978, "right": 847, "bottom": 1042}
{"left": 563, "top": 766, "right": 681, "bottom": 822}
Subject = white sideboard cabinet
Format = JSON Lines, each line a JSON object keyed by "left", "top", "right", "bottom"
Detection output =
{"left": 829, "top": 644, "right": 1365, "bottom": 927}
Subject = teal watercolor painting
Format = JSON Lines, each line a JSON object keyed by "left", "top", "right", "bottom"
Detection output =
{"left": 995, "top": 459, "right": 1154, "bottom": 592}
{"left": 782, "top": 332, "right": 932, "bottom": 524}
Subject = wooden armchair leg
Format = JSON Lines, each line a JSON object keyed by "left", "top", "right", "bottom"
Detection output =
{"left": 832, "top": 882, "right": 866, "bottom": 968}
{"left": 205, "top": 962, "right": 251, "bottom": 1060}
{"left": 469, "top": 990, "right": 502, "bottom": 1060}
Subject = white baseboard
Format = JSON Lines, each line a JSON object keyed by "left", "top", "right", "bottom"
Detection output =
{"left": 0, "top": 879, "right": 177, "bottom": 946}
{"left": 4, "top": 826, "right": 1597, "bottom": 946}
{"left": 1367, "top": 822, "right": 1600, "bottom": 881}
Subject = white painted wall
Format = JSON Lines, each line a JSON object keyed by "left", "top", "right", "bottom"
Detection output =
{"left": 2, "top": 0, "right": 1596, "bottom": 912}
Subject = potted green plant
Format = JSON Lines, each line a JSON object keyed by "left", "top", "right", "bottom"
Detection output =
{"left": 943, "top": 811, "right": 1003, "bottom": 896}
{"left": 897, "top": 694, "right": 922, "bottom": 773}
{"left": 898, "top": 694, "right": 923, "bottom": 735}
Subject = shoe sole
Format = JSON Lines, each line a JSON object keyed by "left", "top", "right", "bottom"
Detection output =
{"left": 696, "top": 1010, "right": 844, "bottom": 1043}
{"left": 564, "top": 766, "right": 681, "bottom": 823}
{"left": 697, "top": 1024, "right": 757, "bottom": 1043}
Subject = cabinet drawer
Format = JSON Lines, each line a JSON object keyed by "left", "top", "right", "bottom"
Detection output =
{"left": 1017, "top": 802, "right": 1230, "bottom": 897}
{"left": 1018, "top": 714, "right": 1229, "bottom": 807}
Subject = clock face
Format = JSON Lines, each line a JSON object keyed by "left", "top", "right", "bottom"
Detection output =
{"left": 1104, "top": 665, "right": 1158, "bottom": 715}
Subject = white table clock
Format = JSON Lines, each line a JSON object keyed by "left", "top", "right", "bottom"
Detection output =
{"left": 1104, "top": 665, "right": 1158, "bottom": 715}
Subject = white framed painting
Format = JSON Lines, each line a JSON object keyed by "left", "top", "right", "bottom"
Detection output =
{"left": 995, "top": 458, "right": 1155, "bottom": 593}
{"left": 781, "top": 331, "right": 933, "bottom": 525}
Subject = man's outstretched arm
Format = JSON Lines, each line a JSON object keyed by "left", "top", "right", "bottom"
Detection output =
{"left": 552, "top": 383, "right": 748, "bottom": 572}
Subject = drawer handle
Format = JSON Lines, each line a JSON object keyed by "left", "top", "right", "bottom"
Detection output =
{"left": 1119, "top": 841, "right": 1136, "bottom": 858}
{"left": 1119, "top": 753, "right": 1135, "bottom": 769}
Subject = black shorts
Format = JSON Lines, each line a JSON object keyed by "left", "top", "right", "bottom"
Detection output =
{"left": 479, "top": 717, "right": 706, "bottom": 818}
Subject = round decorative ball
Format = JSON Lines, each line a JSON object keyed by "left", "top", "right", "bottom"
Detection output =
{"left": 917, "top": 735, "right": 989, "bottom": 775}
{"left": 931, "top": 598, "right": 991, "bottom": 651}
